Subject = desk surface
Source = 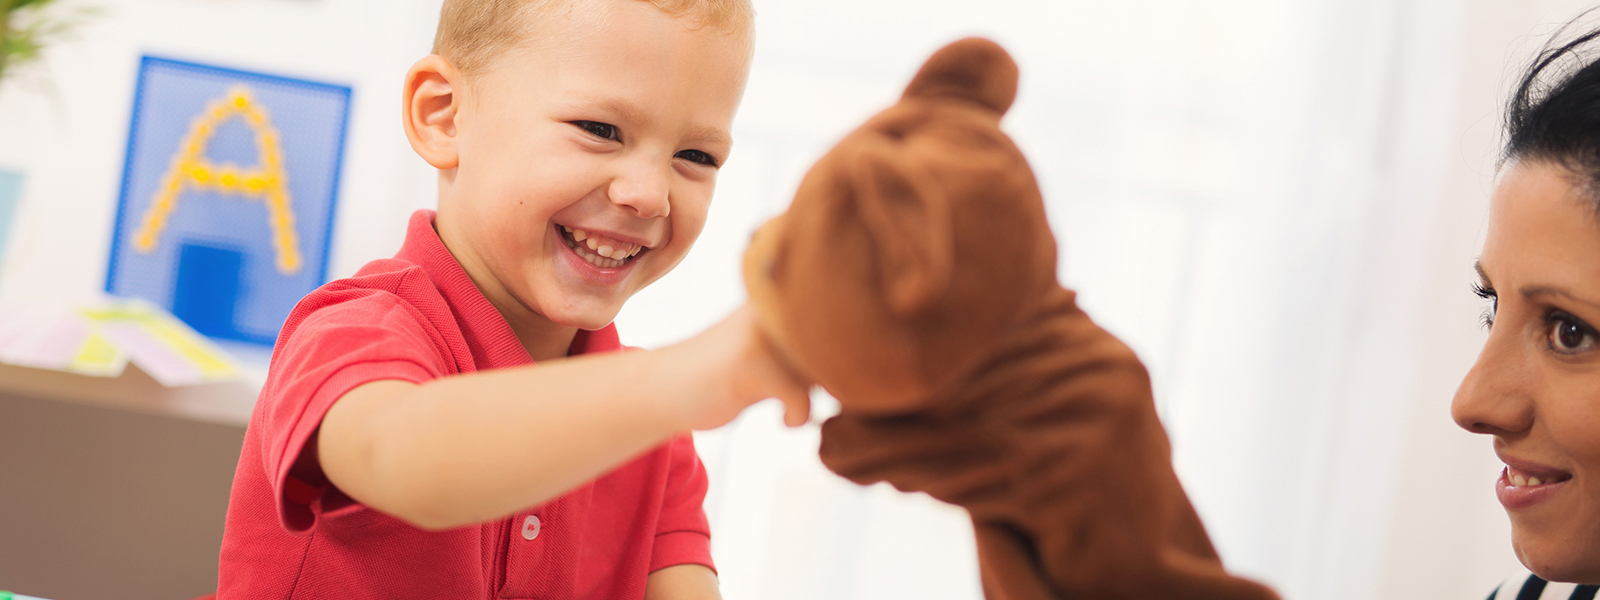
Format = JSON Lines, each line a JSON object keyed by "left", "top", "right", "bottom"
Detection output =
{"left": 0, "top": 360, "right": 258, "bottom": 426}
{"left": 0, "top": 389, "right": 243, "bottom": 600}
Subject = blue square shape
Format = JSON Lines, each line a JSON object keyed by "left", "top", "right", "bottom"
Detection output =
{"left": 0, "top": 169, "right": 21, "bottom": 269}
{"left": 106, "top": 57, "right": 351, "bottom": 346}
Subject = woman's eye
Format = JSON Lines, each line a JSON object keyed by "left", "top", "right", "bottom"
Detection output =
{"left": 1548, "top": 313, "right": 1598, "bottom": 352}
{"left": 675, "top": 149, "right": 718, "bottom": 167}
{"left": 573, "top": 121, "right": 619, "bottom": 141}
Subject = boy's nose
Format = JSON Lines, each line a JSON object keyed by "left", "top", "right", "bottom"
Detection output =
{"left": 608, "top": 159, "right": 671, "bottom": 219}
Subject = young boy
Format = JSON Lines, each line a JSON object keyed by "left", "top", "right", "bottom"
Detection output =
{"left": 216, "top": 0, "right": 810, "bottom": 597}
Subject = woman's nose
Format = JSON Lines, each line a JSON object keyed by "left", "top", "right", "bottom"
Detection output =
{"left": 1452, "top": 330, "right": 1536, "bottom": 436}
{"left": 608, "top": 157, "right": 671, "bottom": 220}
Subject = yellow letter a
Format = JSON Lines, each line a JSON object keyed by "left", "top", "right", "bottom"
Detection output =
{"left": 131, "top": 85, "right": 303, "bottom": 275}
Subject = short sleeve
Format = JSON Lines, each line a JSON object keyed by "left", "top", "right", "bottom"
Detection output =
{"left": 648, "top": 433, "right": 715, "bottom": 574}
{"left": 256, "top": 290, "right": 453, "bottom": 533}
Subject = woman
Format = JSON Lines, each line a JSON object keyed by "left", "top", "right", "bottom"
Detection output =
{"left": 1453, "top": 17, "right": 1600, "bottom": 600}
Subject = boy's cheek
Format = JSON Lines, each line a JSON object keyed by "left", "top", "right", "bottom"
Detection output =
{"left": 668, "top": 194, "right": 713, "bottom": 245}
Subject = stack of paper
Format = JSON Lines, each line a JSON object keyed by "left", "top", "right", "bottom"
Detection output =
{"left": 0, "top": 299, "right": 241, "bottom": 386}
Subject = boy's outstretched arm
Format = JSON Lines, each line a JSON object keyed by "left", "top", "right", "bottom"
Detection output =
{"left": 317, "top": 306, "right": 808, "bottom": 530}
{"left": 645, "top": 564, "right": 721, "bottom": 600}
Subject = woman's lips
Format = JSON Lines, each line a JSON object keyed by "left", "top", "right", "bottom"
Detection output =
{"left": 1496, "top": 465, "right": 1573, "bottom": 511}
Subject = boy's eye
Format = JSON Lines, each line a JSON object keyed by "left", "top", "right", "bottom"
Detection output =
{"left": 1548, "top": 312, "right": 1598, "bottom": 353}
{"left": 573, "top": 121, "right": 619, "bottom": 141}
{"left": 675, "top": 149, "right": 719, "bottom": 167}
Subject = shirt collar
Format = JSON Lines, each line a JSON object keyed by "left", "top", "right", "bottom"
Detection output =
{"left": 394, "top": 210, "right": 621, "bottom": 368}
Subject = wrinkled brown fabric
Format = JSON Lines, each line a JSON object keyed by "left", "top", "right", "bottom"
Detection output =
{"left": 820, "top": 288, "right": 1277, "bottom": 599}
{"left": 742, "top": 37, "right": 1280, "bottom": 599}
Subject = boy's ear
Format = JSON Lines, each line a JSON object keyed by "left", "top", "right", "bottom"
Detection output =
{"left": 850, "top": 146, "right": 953, "bottom": 317}
{"left": 403, "top": 55, "right": 462, "bottom": 170}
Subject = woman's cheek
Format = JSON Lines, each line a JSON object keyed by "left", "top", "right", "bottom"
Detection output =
{"left": 1551, "top": 386, "right": 1600, "bottom": 458}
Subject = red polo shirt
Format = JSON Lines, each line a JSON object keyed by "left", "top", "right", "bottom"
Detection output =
{"left": 218, "top": 210, "right": 713, "bottom": 599}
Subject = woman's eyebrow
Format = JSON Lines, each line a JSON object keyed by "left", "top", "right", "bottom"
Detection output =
{"left": 1520, "top": 285, "right": 1600, "bottom": 311}
{"left": 1475, "top": 260, "right": 1493, "bottom": 286}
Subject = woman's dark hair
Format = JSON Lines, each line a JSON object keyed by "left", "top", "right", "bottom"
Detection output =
{"left": 1506, "top": 15, "right": 1600, "bottom": 194}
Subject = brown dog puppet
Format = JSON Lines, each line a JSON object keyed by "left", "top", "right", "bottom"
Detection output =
{"left": 742, "top": 38, "right": 1281, "bottom": 600}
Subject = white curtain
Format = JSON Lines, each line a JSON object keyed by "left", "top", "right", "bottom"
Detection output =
{"left": 4, "top": 0, "right": 1592, "bottom": 597}
{"left": 619, "top": 0, "right": 1572, "bottom": 598}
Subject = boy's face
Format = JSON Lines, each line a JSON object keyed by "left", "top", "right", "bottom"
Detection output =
{"left": 439, "top": 0, "right": 751, "bottom": 331}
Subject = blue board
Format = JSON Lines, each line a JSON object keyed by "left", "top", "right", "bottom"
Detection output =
{"left": 0, "top": 169, "right": 20, "bottom": 270}
{"left": 106, "top": 57, "right": 351, "bottom": 346}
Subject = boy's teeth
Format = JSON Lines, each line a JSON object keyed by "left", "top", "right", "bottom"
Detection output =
{"left": 566, "top": 227, "right": 643, "bottom": 261}
{"left": 564, "top": 227, "right": 646, "bottom": 267}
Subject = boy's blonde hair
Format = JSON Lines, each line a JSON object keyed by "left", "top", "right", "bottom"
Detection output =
{"left": 433, "top": 0, "right": 754, "bottom": 77}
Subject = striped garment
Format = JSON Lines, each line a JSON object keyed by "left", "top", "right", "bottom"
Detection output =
{"left": 1488, "top": 571, "right": 1600, "bottom": 600}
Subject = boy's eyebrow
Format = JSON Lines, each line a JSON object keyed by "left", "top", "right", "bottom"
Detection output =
{"left": 683, "top": 123, "right": 732, "bottom": 150}
{"left": 591, "top": 97, "right": 647, "bottom": 124}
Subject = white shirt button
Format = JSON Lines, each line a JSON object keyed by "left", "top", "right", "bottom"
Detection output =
{"left": 521, "top": 515, "right": 541, "bottom": 541}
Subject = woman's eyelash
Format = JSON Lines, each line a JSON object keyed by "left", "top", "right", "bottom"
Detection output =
{"left": 1473, "top": 281, "right": 1498, "bottom": 329}
{"left": 1472, "top": 281, "right": 1496, "bottom": 300}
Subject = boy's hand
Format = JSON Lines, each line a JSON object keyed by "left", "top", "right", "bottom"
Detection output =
{"left": 665, "top": 305, "right": 812, "bottom": 431}
{"left": 320, "top": 305, "right": 811, "bottom": 530}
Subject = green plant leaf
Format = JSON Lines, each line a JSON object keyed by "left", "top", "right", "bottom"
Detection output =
{"left": 1, "top": 0, "right": 95, "bottom": 85}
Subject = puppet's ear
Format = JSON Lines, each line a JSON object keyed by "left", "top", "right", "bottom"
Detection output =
{"left": 852, "top": 148, "right": 953, "bottom": 317}
{"left": 903, "top": 37, "right": 1019, "bottom": 115}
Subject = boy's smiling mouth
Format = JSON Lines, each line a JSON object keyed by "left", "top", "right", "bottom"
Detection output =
{"left": 557, "top": 224, "right": 647, "bottom": 269}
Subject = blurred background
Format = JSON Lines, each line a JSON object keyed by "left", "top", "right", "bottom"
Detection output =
{"left": 0, "top": 0, "right": 1588, "bottom": 598}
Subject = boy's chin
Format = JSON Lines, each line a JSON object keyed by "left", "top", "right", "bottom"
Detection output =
{"left": 543, "top": 304, "right": 624, "bottom": 332}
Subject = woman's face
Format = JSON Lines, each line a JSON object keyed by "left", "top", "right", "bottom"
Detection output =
{"left": 1454, "top": 158, "right": 1600, "bottom": 582}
